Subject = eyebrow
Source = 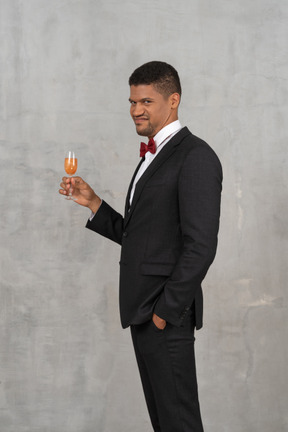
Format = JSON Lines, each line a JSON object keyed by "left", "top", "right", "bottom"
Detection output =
{"left": 128, "top": 97, "right": 154, "bottom": 103}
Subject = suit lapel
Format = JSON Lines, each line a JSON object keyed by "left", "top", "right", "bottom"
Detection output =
{"left": 124, "top": 127, "right": 191, "bottom": 227}
{"left": 124, "top": 158, "right": 144, "bottom": 217}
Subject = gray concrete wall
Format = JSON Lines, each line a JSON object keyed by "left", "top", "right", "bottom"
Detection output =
{"left": 0, "top": 0, "right": 287, "bottom": 431}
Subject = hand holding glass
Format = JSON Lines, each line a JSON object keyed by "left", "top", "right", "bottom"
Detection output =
{"left": 64, "top": 151, "right": 78, "bottom": 200}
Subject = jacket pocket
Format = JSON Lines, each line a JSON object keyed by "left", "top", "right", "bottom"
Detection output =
{"left": 140, "top": 262, "right": 175, "bottom": 276}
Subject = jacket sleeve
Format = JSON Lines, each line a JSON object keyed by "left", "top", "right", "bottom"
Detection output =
{"left": 154, "top": 144, "right": 223, "bottom": 327}
{"left": 85, "top": 200, "right": 124, "bottom": 246}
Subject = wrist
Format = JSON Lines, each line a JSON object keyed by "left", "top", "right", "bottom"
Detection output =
{"left": 89, "top": 196, "right": 102, "bottom": 214}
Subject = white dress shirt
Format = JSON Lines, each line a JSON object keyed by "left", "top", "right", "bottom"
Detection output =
{"left": 129, "top": 120, "right": 182, "bottom": 205}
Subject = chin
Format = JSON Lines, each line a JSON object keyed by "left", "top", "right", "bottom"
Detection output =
{"left": 136, "top": 128, "right": 148, "bottom": 137}
{"left": 136, "top": 126, "right": 153, "bottom": 137}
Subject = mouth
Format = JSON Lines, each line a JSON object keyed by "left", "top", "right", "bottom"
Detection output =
{"left": 134, "top": 117, "right": 148, "bottom": 124}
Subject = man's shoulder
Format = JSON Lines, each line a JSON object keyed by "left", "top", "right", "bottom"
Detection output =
{"left": 173, "top": 128, "right": 222, "bottom": 175}
{"left": 174, "top": 127, "right": 207, "bottom": 147}
{"left": 178, "top": 127, "right": 219, "bottom": 155}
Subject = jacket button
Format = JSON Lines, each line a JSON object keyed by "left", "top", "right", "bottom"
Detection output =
{"left": 123, "top": 232, "right": 128, "bottom": 238}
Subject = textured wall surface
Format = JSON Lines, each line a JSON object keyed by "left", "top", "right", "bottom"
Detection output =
{"left": 0, "top": 0, "right": 287, "bottom": 431}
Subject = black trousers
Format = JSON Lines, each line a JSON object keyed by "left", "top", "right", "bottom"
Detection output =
{"left": 130, "top": 313, "right": 204, "bottom": 432}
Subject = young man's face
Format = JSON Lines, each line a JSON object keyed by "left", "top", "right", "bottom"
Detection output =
{"left": 129, "top": 84, "right": 179, "bottom": 139}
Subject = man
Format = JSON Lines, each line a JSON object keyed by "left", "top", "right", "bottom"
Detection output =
{"left": 59, "top": 61, "right": 222, "bottom": 432}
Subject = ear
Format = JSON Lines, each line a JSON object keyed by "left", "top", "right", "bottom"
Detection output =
{"left": 169, "top": 93, "right": 181, "bottom": 110}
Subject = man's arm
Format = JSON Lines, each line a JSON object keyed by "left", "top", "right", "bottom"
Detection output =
{"left": 154, "top": 145, "right": 222, "bottom": 327}
{"left": 86, "top": 200, "right": 124, "bottom": 246}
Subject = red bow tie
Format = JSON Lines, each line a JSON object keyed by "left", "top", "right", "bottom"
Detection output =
{"left": 140, "top": 138, "right": 156, "bottom": 157}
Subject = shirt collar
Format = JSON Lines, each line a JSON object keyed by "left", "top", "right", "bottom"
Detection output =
{"left": 153, "top": 120, "right": 182, "bottom": 148}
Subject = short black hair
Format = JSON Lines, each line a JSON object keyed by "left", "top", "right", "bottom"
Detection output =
{"left": 129, "top": 61, "right": 182, "bottom": 98}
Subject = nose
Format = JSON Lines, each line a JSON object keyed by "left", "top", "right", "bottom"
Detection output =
{"left": 131, "top": 103, "right": 145, "bottom": 117}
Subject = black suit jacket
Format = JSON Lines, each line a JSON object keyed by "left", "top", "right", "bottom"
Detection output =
{"left": 86, "top": 127, "right": 222, "bottom": 329}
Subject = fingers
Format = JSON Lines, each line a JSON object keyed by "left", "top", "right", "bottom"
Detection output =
{"left": 59, "top": 181, "right": 68, "bottom": 195}
{"left": 59, "top": 176, "right": 87, "bottom": 196}
{"left": 59, "top": 176, "right": 71, "bottom": 195}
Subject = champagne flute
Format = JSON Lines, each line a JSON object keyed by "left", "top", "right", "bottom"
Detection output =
{"left": 64, "top": 151, "right": 78, "bottom": 200}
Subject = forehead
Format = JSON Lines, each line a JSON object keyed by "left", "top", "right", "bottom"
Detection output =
{"left": 129, "top": 84, "right": 164, "bottom": 100}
